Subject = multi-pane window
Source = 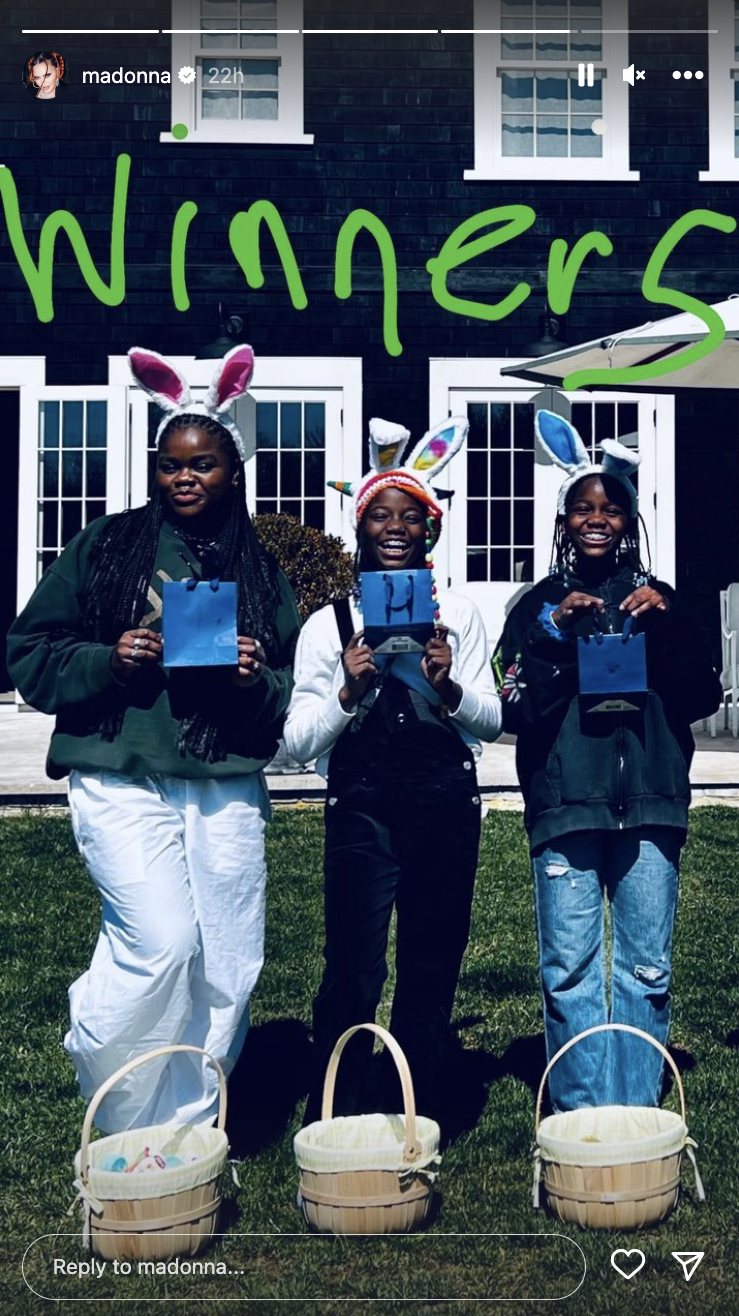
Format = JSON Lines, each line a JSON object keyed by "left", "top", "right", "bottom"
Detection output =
{"left": 466, "top": 401, "right": 535, "bottom": 584}
{"left": 201, "top": 1, "right": 279, "bottom": 120}
{"left": 37, "top": 401, "right": 107, "bottom": 577}
{"left": 466, "top": 0, "right": 636, "bottom": 181}
{"left": 500, "top": 0, "right": 604, "bottom": 159}
{"left": 167, "top": 0, "right": 312, "bottom": 145}
{"left": 254, "top": 400, "right": 326, "bottom": 529}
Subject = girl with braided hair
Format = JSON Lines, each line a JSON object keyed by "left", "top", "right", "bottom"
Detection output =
{"left": 493, "top": 411, "right": 720, "bottom": 1114}
{"left": 8, "top": 346, "right": 301, "bottom": 1132}
{"left": 25, "top": 52, "right": 67, "bottom": 98}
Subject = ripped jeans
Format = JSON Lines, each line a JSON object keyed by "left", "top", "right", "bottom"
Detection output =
{"left": 532, "top": 827, "right": 681, "bottom": 1111}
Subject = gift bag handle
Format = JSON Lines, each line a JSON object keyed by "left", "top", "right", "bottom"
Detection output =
{"left": 534, "top": 1023, "right": 686, "bottom": 1131}
{"left": 321, "top": 1024, "right": 422, "bottom": 1163}
{"left": 79, "top": 1045, "right": 227, "bottom": 1182}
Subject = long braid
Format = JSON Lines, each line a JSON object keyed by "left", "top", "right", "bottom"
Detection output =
{"left": 81, "top": 414, "right": 282, "bottom": 761}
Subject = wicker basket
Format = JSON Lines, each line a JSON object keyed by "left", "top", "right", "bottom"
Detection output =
{"left": 294, "top": 1024, "right": 441, "bottom": 1235}
{"left": 72, "top": 1045, "right": 229, "bottom": 1262}
{"left": 533, "top": 1023, "right": 705, "bottom": 1230}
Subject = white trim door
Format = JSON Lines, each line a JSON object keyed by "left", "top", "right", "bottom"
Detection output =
{"left": 16, "top": 384, "right": 127, "bottom": 615}
{"left": 430, "top": 360, "right": 675, "bottom": 650}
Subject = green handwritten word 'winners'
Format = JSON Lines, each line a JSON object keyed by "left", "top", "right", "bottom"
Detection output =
{"left": 0, "top": 154, "right": 735, "bottom": 390}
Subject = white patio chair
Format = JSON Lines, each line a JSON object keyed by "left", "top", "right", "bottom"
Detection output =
{"left": 710, "top": 585, "right": 739, "bottom": 737}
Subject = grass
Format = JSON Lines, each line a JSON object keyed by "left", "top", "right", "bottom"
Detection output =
{"left": 2, "top": 806, "right": 738, "bottom": 1316}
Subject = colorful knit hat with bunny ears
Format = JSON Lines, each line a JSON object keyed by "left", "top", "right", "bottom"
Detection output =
{"left": 128, "top": 344, "right": 255, "bottom": 462}
{"left": 328, "top": 414, "right": 469, "bottom": 547}
{"left": 535, "top": 409, "right": 640, "bottom": 518}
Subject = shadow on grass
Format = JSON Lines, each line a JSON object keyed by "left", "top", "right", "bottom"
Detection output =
{"left": 726, "top": 1028, "right": 739, "bottom": 1048}
{"left": 226, "top": 1019, "right": 312, "bottom": 1158}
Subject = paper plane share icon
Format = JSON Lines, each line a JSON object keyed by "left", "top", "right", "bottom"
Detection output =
{"left": 672, "top": 1252, "right": 705, "bottom": 1282}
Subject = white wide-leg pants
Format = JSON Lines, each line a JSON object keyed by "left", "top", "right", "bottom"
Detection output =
{"left": 65, "top": 769, "right": 270, "bottom": 1133}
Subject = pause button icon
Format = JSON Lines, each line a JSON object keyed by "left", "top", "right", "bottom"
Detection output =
{"left": 578, "top": 62, "right": 595, "bottom": 86}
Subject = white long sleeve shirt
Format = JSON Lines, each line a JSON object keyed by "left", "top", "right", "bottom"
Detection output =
{"left": 283, "top": 588, "right": 502, "bottom": 778}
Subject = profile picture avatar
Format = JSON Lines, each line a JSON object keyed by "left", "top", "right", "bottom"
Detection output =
{"left": 23, "top": 51, "right": 69, "bottom": 99}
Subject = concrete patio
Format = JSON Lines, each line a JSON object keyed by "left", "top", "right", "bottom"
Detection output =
{"left": 2, "top": 703, "right": 738, "bottom": 807}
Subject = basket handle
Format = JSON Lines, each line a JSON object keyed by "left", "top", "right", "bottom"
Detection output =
{"left": 79, "top": 1045, "right": 227, "bottom": 1182}
{"left": 320, "top": 1024, "right": 422, "bottom": 1163}
{"left": 534, "top": 1023, "right": 687, "bottom": 1130}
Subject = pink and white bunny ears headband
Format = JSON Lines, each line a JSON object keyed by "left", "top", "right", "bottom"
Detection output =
{"left": 535, "top": 409, "right": 640, "bottom": 518}
{"left": 328, "top": 415, "right": 469, "bottom": 542}
{"left": 128, "top": 345, "right": 255, "bottom": 462}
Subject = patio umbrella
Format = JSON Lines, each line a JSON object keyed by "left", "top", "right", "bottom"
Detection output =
{"left": 501, "top": 296, "right": 739, "bottom": 390}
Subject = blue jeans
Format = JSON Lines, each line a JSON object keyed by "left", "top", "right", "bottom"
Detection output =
{"left": 532, "top": 827, "right": 681, "bottom": 1112}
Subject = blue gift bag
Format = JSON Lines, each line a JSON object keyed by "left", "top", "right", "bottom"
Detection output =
{"left": 577, "top": 614, "right": 647, "bottom": 713}
{"left": 361, "top": 569, "right": 436, "bottom": 654}
{"left": 162, "top": 579, "right": 238, "bottom": 668}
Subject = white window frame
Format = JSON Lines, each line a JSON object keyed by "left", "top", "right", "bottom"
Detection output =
{"left": 162, "top": 0, "right": 313, "bottom": 146}
{"left": 465, "top": 0, "right": 638, "bottom": 182}
{"left": 700, "top": 1, "right": 738, "bottom": 181}
{"left": 110, "top": 354, "right": 362, "bottom": 545}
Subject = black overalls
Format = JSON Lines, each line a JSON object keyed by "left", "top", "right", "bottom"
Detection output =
{"left": 304, "top": 601, "right": 483, "bottom": 1124}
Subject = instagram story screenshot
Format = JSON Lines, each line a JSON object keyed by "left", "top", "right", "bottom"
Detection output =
{"left": 1, "top": 0, "right": 738, "bottom": 1312}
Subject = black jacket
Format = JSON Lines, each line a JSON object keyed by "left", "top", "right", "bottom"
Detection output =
{"left": 493, "top": 569, "right": 722, "bottom": 850}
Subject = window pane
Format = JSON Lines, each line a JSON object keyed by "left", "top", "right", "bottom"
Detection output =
{"left": 62, "top": 450, "right": 82, "bottom": 497}
{"left": 468, "top": 451, "right": 488, "bottom": 495}
{"left": 304, "top": 403, "right": 325, "bottom": 449}
{"left": 280, "top": 451, "right": 301, "bottom": 497}
{"left": 514, "top": 549, "right": 534, "bottom": 582}
{"left": 304, "top": 450, "right": 325, "bottom": 497}
{"left": 490, "top": 451, "right": 511, "bottom": 497}
{"left": 594, "top": 402, "right": 616, "bottom": 449}
{"left": 514, "top": 451, "right": 534, "bottom": 496}
{"left": 87, "top": 450, "right": 106, "bottom": 497}
{"left": 489, "top": 549, "right": 511, "bottom": 582}
{"left": 41, "top": 502, "right": 57, "bottom": 548}
{"left": 62, "top": 402, "right": 84, "bottom": 448}
{"left": 537, "top": 115, "right": 568, "bottom": 156}
{"left": 467, "top": 548, "right": 488, "bottom": 582}
{"left": 502, "top": 72, "right": 533, "bottom": 112}
{"left": 571, "top": 116, "right": 602, "bottom": 158}
{"left": 617, "top": 403, "right": 639, "bottom": 440}
{"left": 202, "top": 83, "right": 239, "bottom": 118}
{"left": 85, "top": 500, "right": 107, "bottom": 526}
{"left": 490, "top": 404, "right": 511, "bottom": 450}
{"left": 514, "top": 500, "right": 534, "bottom": 544}
{"left": 280, "top": 402, "right": 301, "bottom": 448}
{"left": 280, "top": 499, "right": 301, "bottom": 519}
{"left": 467, "top": 500, "right": 487, "bottom": 544}
{"left": 42, "top": 451, "right": 59, "bottom": 498}
{"left": 303, "top": 501, "right": 324, "bottom": 530}
{"left": 490, "top": 501, "right": 511, "bottom": 546}
{"left": 87, "top": 401, "right": 107, "bottom": 448}
{"left": 571, "top": 403, "right": 592, "bottom": 445}
{"left": 502, "top": 115, "right": 533, "bottom": 156}
{"left": 513, "top": 403, "right": 534, "bottom": 448}
{"left": 502, "top": 24, "right": 533, "bottom": 61}
{"left": 41, "top": 401, "right": 59, "bottom": 449}
{"left": 256, "top": 451, "right": 277, "bottom": 496}
{"left": 571, "top": 76, "right": 602, "bottom": 115}
{"left": 536, "top": 72, "right": 567, "bottom": 113}
{"left": 256, "top": 401, "right": 278, "bottom": 448}
{"left": 62, "top": 501, "right": 82, "bottom": 543}
{"left": 467, "top": 402, "right": 488, "bottom": 449}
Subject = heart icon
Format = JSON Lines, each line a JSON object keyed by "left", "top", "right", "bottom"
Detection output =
{"left": 611, "top": 1249, "right": 646, "bottom": 1280}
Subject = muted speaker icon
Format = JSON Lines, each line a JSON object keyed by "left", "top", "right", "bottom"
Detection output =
{"left": 623, "top": 63, "right": 635, "bottom": 84}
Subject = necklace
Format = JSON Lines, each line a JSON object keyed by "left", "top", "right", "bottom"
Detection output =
{"left": 173, "top": 523, "right": 221, "bottom": 559}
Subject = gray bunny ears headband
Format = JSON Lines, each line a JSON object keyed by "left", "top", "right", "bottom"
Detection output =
{"left": 128, "top": 345, "right": 255, "bottom": 462}
{"left": 535, "top": 410, "right": 640, "bottom": 518}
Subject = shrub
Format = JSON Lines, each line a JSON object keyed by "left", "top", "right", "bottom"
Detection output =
{"left": 253, "top": 514, "right": 354, "bottom": 621}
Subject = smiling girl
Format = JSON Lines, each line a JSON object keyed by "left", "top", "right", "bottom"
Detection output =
{"left": 284, "top": 417, "right": 501, "bottom": 1126}
{"left": 7, "top": 346, "right": 300, "bottom": 1132}
{"left": 494, "top": 411, "right": 721, "bottom": 1113}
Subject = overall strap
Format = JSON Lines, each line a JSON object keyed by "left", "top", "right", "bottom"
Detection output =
{"left": 333, "top": 597, "right": 354, "bottom": 650}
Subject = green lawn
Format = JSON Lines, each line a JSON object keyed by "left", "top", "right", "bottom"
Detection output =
{"left": 2, "top": 807, "right": 738, "bottom": 1316}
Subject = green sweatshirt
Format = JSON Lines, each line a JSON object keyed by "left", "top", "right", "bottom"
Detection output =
{"left": 7, "top": 515, "right": 302, "bottom": 780}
